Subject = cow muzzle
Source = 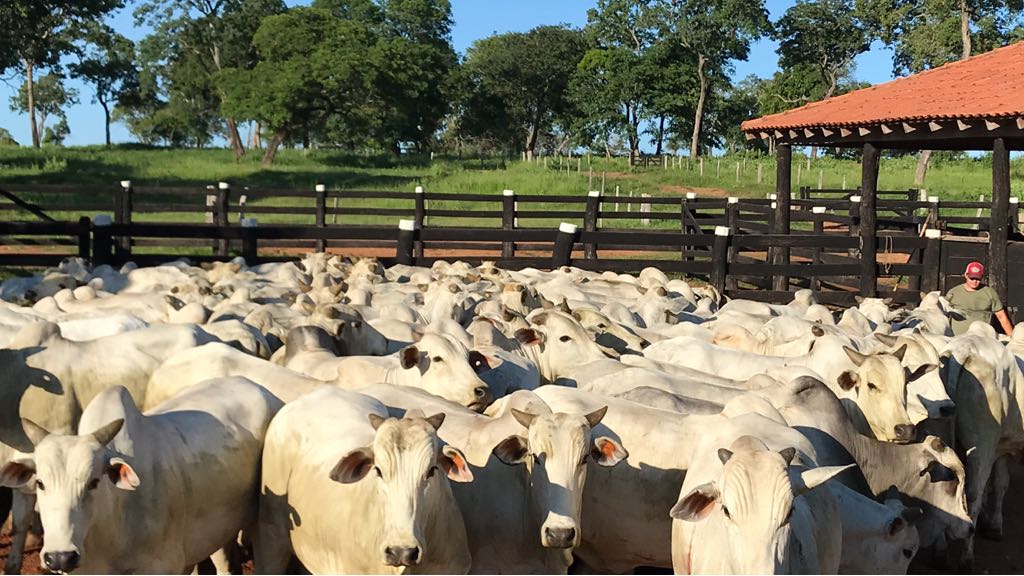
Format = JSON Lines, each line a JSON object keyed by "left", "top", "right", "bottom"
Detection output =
{"left": 43, "top": 550, "right": 80, "bottom": 573}
{"left": 383, "top": 545, "right": 421, "bottom": 567}
{"left": 543, "top": 525, "right": 577, "bottom": 549}
{"left": 468, "top": 386, "right": 493, "bottom": 412}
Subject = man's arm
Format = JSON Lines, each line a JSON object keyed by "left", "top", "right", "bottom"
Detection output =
{"left": 995, "top": 309, "right": 1014, "bottom": 337}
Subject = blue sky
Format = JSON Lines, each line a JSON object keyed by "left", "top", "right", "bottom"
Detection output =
{"left": 0, "top": 0, "right": 898, "bottom": 148}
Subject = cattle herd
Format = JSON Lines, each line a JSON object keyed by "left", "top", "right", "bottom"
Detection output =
{"left": 0, "top": 253, "right": 1019, "bottom": 574}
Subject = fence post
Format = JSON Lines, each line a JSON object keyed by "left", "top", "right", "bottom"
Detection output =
{"left": 921, "top": 229, "right": 942, "bottom": 293}
{"left": 552, "top": 222, "right": 577, "bottom": 268}
{"left": 414, "top": 186, "right": 426, "bottom": 258}
{"left": 1010, "top": 196, "right": 1020, "bottom": 233}
{"left": 117, "top": 180, "right": 133, "bottom": 256}
{"left": 502, "top": 189, "right": 516, "bottom": 259}
{"left": 241, "top": 217, "right": 258, "bottom": 264}
{"left": 77, "top": 216, "right": 91, "bottom": 260}
{"left": 216, "top": 182, "right": 230, "bottom": 257}
{"left": 848, "top": 195, "right": 861, "bottom": 244}
{"left": 710, "top": 226, "right": 730, "bottom": 295}
{"left": 726, "top": 197, "right": 739, "bottom": 291}
{"left": 811, "top": 206, "right": 826, "bottom": 291}
{"left": 396, "top": 219, "right": 417, "bottom": 265}
{"left": 927, "top": 196, "right": 940, "bottom": 231}
{"left": 315, "top": 184, "right": 327, "bottom": 253}
{"left": 682, "top": 192, "right": 697, "bottom": 261}
{"left": 92, "top": 214, "right": 113, "bottom": 267}
{"left": 584, "top": 190, "right": 600, "bottom": 259}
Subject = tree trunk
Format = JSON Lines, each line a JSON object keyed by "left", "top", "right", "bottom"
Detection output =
{"left": 262, "top": 130, "right": 286, "bottom": 166}
{"left": 960, "top": 0, "right": 971, "bottom": 60}
{"left": 24, "top": 59, "right": 39, "bottom": 148}
{"left": 525, "top": 123, "right": 540, "bottom": 157}
{"left": 102, "top": 102, "right": 111, "bottom": 148}
{"left": 690, "top": 54, "right": 707, "bottom": 159}
{"left": 654, "top": 115, "right": 666, "bottom": 156}
{"left": 226, "top": 117, "right": 245, "bottom": 160}
{"left": 915, "top": 150, "right": 932, "bottom": 186}
{"left": 250, "top": 122, "right": 262, "bottom": 149}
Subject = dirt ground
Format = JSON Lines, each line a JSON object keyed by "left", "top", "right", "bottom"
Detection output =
{"left": 3, "top": 463, "right": 1023, "bottom": 575}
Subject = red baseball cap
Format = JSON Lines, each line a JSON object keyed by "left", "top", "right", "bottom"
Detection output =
{"left": 965, "top": 261, "right": 985, "bottom": 279}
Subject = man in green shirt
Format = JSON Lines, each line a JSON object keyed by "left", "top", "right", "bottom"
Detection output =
{"left": 945, "top": 261, "right": 1013, "bottom": 336}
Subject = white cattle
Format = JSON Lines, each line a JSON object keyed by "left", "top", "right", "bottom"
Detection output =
{"left": 754, "top": 376, "right": 974, "bottom": 570}
{"left": 284, "top": 328, "right": 496, "bottom": 411}
{"left": 363, "top": 385, "right": 625, "bottom": 574}
{"left": 0, "top": 378, "right": 281, "bottom": 573}
{"left": 255, "top": 387, "right": 473, "bottom": 574}
{"left": 515, "top": 310, "right": 611, "bottom": 384}
{"left": 670, "top": 433, "right": 849, "bottom": 574}
{"left": 831, "top": 482, "right": 921, "bottom": 574}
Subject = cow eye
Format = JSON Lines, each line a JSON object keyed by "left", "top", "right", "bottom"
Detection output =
{"left": 868, "top": 382, "right": 879, "bottom": 391}
{"left": 431, "top": 356, "right": 443, "bottom": 363}
{"left": 721, "top": 505, "right": 731, "bottom": 519}
{"left": 559, "top": 335, "right": 572, "bottom": 342}
{"left": 427, "top": 466, "right": 437, "bottom": 479}
{"left": 35, "top": 480, "right": 44, "bottom": 491}
{"left": 86, "top": 478, "right": 100, "bottom": 491}
{"left": 579, "top": 453, "right": 589, "bottom": 465}
{"left": 374, "top": 466, "right": 383, "bottom": 478}
{"left": 597, "top": 323, "right": 606, "bottom": 329}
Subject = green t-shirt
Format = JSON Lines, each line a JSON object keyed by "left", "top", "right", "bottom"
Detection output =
{"left": 945, "top": 284, "right": 1003, "bottom": 335}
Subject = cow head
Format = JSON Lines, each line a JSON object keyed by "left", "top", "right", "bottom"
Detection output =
{"left": 515, "top": 311, "right": 609, "bottom": 383}
{"left": 902, "top": 435, "right": 973, "bottom": 571}
{"left": 397, "top": 333, "right": 495, "bottom": 412}
{"left": 669, "top": 436, "right": 850, "bottom": 574}
{"left": 330, "top": 411, "right": 472, "bottom": 568}
{"left": 0, "top": 418, "right": 135, "bottom": 574}
{"left": 836, "top": 346, "right": 930, "bottom": 443}
{"left": 491, "top": 406, "right": 627, "bottom": 550}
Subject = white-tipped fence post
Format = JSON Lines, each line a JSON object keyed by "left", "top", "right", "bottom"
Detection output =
{"left": 552, "top": 222, "right": 578, "bottom": 268}
{"left": 414, "top": 186, "right": 426, "bottom": 258}
{"left": 1010, "top": 196, "right": 1020, "bottom": 232}
{"left": 927, "top": 195, "right": 940, "bottom": 232}
{"left": 585, "top": 191, "right": 601, "bottom": 259}
{"left": 315, "top": 184, "right": 327, "bottom": 253}
{"left": 117, "top": 180, "right": 133, "bottom": 256}
{"left": 241, "top": 217, "right": 258, "bottom": 263}
{"left": 92, "top": 214, "right": 114, "bottom": 267}
{"left": 502, "top": 190, "right": 516, "bottom": 259}
{"left": 216, "top": 182, "right": 230, "bottom": 256}
{"left": 396, "top": 219, "right": 417, "bottom": 265}
{"left": 710, "top": 226, "right": 731, "bottom": 294}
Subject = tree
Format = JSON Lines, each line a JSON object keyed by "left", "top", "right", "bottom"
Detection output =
{"left": 135, "top": 0, "right": 286, "bottom": 158}
{"left": 220, "top": 7, "right": 375, "bottom": 165}
{"left": 69, "top": 23, "right": 140, "bottom": 148}
{"left": 42, "top": 117, "right": 70, "bottom": 146}
{"left": 458, "top": 26, "right": 587, "bottom": 157}
{"left": 0, "top": 0, "right": 123, "bottom": 147}
{"left": 657, "top": 0, "right": 771, "bottom": 158}
{"left": 10, "top": 73, "right": 77, "bottom": 143}
{"left": 857, "top": 0, "right": 1024, "bottom": 183}
{"left": 775, "top": 0, "right": 870, "bottom": 102}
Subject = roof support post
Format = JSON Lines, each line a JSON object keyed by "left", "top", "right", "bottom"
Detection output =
{"left": 860, "top": 143, "right": 880, "bottom": 297}
{"left": 991, "top": 137, "right": 1010, "bottom": 303}
{"left": 772, "top": 144, "right": 792, "bottom": 292}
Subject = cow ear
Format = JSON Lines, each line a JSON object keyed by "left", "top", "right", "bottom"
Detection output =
{"left": 854, "top": 295, "right": 864, "bottom": 304}
{"left": 670, "top": 482, "right": 719, "bottom": 522}
{"left": 887, "top": 516, "right": 907, "bottom": 536}
{"left": 330, "top": 447, "right": 375, "bottom": 484}
{"left": 591, "top": 436, "right": 628, "bottom": 467}
{"left": 468, "top": 350, "right": 502, "bottom": 374}
{"left": 106, "top": 457, "right": 140, "bottom": 491}
{"left": 514, "top": 328, "right": 542, "bottom": 346}
{"left": 368, "top": 413, "right": 388, "bottom": 430}
{"left": 906, "top": 363, "right": 938, "bottom": 382}
{"left": 492, "top": 435, "right": 529, "bottom": 466}
{"left": 400, "top": 346, "right": 421, "bottom": 369}
{"left": 584, "top": 406, "right": 608, "bottom": 429}
{"left": 837, "top": 370, "right": 859, "bottom": 391}
{"left": 20, "top": 418, "right": 50, "bottom": 447}
{"left": 0, "top": 460, "right": 36, "bottom": 488}
{"left": 811, "top": 325, "right": 825, "bottom": 337}
{"left": 439, "top": 445, "right": 474, "bottom": 483}
{"left": 843, "top": 346, "right": 868, "bottom": 366}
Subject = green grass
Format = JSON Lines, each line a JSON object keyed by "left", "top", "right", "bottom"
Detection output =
{"left": 0, "top": 145, "right": 1020, "bottom": 229}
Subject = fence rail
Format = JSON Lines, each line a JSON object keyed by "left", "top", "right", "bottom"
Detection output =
{"left": 1, "top": 183, "right": 1020, "bottom": 308}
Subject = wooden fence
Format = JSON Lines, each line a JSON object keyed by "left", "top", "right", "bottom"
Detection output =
{"left": 0, "top": 183, "right": 1020, "bottom": 308}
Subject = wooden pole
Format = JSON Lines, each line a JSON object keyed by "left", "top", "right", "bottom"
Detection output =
{"left": 991, "top": 137, "right": 1010, "bottom": 303}
{"left": 772, "top": 144, "right": 792, "bottom": 292}
{"left": 584, "top": 191, "right": 600, "bottom": 259}
{"left": 216, "top": 182, "right": 230, "bottom": 257}
{"left": 552, "top": 222, "right": 577, "bottom": 268}
{"left": 315, "top": 184, "right": 327, "bottom": 253}
{"left": 396, "top": 220, "right": 416, "bottom": 265}
{"left": 860, "top": 143, "right": 880, "bottom": 297}
{"left": 502, "top": 190, "right": 515, "bottom": 259}
{"left": 710, "top": 226, "right": 730, "bottom": 295}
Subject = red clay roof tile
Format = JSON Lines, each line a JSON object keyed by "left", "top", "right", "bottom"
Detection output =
{"left": 741, "top": 40, "right": 1024, "bottom": 132}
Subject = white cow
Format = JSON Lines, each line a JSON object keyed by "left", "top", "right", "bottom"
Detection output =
{"left": 255, "top": 387, "right": 474, "bottom": 574}
{"left": 0, "top": 378, "right": 281, "bottom": 574}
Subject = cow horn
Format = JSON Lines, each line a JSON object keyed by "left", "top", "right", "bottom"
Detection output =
{"left": 583, "top": 406, "right": 608, "bottom": 429}
{"left": 511, "top": 409, "right": 536, "bottom": 429}
{"left": 20, "top": 418, "right": 50, "bottom": 448}
{"left": 718, "top": 448, "right": 733, "bottom": 464}
{"left": 368, "top": 413, "right": 388, "bottom": 431}
{"left": 779, "top": 447, "right": 797, "bottom": 465}
{"left": 91, "top": 418, "right": 125, "bottom": 447}
{"left": 891, "top": 344, "right": 908, "bottom": 362}
{"left": 424, "top": 413, "right": 446, "bottom": 431}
